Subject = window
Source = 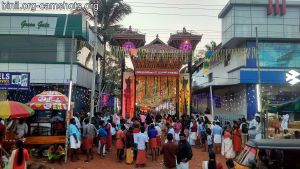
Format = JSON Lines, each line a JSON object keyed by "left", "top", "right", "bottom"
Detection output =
{"left": 208, "top": 73, "right": 213, "bottom": 82}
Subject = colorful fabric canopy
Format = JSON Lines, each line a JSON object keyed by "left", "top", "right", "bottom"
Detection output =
{"left": 0, "top": 101, "right": 34, "bottom": 119}
{"left": 27, "top": 91, "right": 71, "bottom": 110}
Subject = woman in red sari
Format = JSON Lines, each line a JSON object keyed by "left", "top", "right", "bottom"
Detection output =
{"left": 232, "top": 123, "right": 242, "bottom": 153}
{"left": 105, "top": 120, "right": 112, "bottom": 151}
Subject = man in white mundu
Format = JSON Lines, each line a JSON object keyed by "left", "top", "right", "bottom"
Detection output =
{"left": 212, "top": 122, "right": 223, "bottom": 154}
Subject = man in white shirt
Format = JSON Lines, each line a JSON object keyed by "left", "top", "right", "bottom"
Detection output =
{"left": 167, "top": 124, "right": 175, "bottom": 142}
{"left": 248, "top": 114, "right": 259, "bottom": 139}
{"left": 15, "top": 118, "right": 28, "bottom": 139}
{"left": 135, "top": 126, "right": 149, "bottom": 167}
{"left": 281, "top": 114, "right": 289, "bottom": 133}
{"left": 254, "top": 116, "right": 262, "bottom": 140}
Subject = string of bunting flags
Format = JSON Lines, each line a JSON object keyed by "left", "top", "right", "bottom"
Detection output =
{"left": 109, "top": 45, "right": 257, "bottom": 71}
{"left": 202, "top": 47, "right": 257, "bottom": 72}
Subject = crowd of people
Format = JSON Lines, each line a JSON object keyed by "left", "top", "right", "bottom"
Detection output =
{"left": 67, "top": 111, "right": 259, "bottom": 169}
{"left": 1, "top": 110, "right": 298, "bottom": 169}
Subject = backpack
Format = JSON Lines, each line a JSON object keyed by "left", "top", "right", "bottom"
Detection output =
{"left": 241, "top": 123, "right": 248, "bottom": 133}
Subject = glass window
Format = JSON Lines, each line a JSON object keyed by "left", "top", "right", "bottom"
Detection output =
{"left": 259, "top": 43, "right": 300, "bottom": 68}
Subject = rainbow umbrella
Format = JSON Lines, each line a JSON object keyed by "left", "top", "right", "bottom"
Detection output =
{"left": 0, "top": 101, "right": 34, "bottom": 119}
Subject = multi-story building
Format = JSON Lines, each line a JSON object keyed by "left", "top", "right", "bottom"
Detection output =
{"left": 193, "top": 0, "right": 300, "bottom": 121}
{"left": 0, "top": 13, "right": 104, "bottom": 112}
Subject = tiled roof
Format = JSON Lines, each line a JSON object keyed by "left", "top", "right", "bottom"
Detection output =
{"left": 139, "top": 35, "right": 180, "bottom": 52}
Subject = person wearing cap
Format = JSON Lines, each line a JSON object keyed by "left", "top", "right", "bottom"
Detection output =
{"left": 161, "top": 133, "right": 177, "bottom": 169}
{"left": 176, "top": 133, "right": 193, "bottom": 169}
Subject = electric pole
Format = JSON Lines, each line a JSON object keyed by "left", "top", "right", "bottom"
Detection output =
{"left": 65, "top": 31, "right": 76, "bottom": 162}
{"left": 256, "top": 27, "right": 265, "bottom": 139}
{"left": 90, "top": 3, "right": 98, "bottom": 123}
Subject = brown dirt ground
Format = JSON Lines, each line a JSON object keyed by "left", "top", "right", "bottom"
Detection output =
{"left": 29, "top": 145, "right": 226, "bottom": 169}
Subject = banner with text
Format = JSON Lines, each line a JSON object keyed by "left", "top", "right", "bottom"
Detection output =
{"left": 0, "top": 72, "right": 30, "bottom": 90}
{"left": 135, "top": 69, "right": 179, "bottom": 76}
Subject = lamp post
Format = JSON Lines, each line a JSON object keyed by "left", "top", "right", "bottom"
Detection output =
{"left": 256, "top": 27, "right": 265, "bottom": 139}
{"left": 65, "top": 31, "right": 76, "bottom": 162}
{"left": 210, "top": 85, "right": 214, "bottom": 119}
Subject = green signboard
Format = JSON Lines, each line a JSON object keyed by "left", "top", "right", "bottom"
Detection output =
{"left": 0, "top": 13, "right": 87, "bottom": 39}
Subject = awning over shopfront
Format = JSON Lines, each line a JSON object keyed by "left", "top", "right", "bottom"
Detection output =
{"left": 269, "top": 98, "right": 300, "bottom": 113}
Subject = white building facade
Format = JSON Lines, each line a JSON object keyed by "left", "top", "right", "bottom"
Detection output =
{"left": 192, "top": 0, "right": 300, "bottom": 121}
{"left": 0, "top": 13, "right": 104, "bottom": 112}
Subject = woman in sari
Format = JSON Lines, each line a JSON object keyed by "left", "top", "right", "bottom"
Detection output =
{"left": 189, "top": 119, "right": 198, "bottom": 146}
{"left": 6, "top": 140, "right": 29, "bottom": 169}
{"left": 232, "top": 124, "right": 242, "bottom": 154}
{"left": 221, "top": 128, "right": 235, "bottom": 159}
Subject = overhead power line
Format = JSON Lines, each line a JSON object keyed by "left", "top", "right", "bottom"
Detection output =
{"left": 125, "top": 1, "right": 225, "bottom": 7}
{"left": 133, "top": 12, "right": 217, "bottom": 17}
{"left": 130, "top": 5, "right": 222, "bottom": 10}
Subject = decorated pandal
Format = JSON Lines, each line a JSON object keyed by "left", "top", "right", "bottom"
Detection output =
{"left": 135, "top": 76, "right": 177, "bottom": 113}
{"left": 111, "top": 27, "right": 202, "bottom": 118}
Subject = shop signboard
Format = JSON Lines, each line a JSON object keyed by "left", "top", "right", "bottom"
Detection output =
{"left": 0, "top": 15, "right": 57, "bottom": 35}
{"left": 0, "top": 72, "right": 30, "bottom": 90}
{"left": 286, "top": 70, "right": 300, "bottom": 86}
{"left": 135, "top": 69, "right": 179, "bottom": 76}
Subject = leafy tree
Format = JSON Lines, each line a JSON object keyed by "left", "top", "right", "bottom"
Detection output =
{"left": 205, "top": 41, "right": 217, "bottom": 51}
{"left": 74, "top": 0, "right": 131, "bottom": 108}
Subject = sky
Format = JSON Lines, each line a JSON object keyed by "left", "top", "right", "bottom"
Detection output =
{"left": 120, "top": 0, "right": 229, "bottom": 50}
{"left": 0, "top": 0, "right": 229, "bottom": 49}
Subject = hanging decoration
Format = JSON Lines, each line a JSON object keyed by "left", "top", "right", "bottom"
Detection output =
{"left": 122, "top": 72, "right": 135, "bottom": 119}
{"left": 136, "top": 75, "right": 177, "bottom": 112}
{"left": 122, "top": 41, "right": 135, "bottom": 52}
{"left": 180, "top": 40, "right": 192, "bottom": 51}
{"left": 179, "top": 74, "right": 190, "bottom": 117}
{"left": 203, "top": 50, "right": 213, "bottom": 72}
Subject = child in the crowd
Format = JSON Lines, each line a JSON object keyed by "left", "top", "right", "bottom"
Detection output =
{"left": 98, "top": 121, "right": 108, "bottom": 158}
{"left": 111, "top": 123, "right": 117, "bottom": 143}
{"left": 206, "top": 128, "right": 213, "bottom": 152}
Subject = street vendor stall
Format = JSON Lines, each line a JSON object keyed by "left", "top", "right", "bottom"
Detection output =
{"left": 25, "top": 91, "right": 73, "bottom": 146}
{"left": 0, "top": 100, "right": 34, "bottom": 167}
{"left": 0, "top": 100, "right": 34, "bottom": 141}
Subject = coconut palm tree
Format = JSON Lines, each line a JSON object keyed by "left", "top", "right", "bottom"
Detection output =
{"left": 74, "top": 0, "right": 131, "bottom": 110}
